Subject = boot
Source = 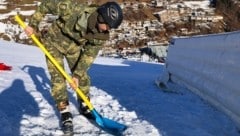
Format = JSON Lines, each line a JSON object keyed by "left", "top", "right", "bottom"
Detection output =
{"left": 78, "top": 98, "right": 95, "bottom": 120}
{"left": 58, "top": 101, "right": 73, "bottom": 135}
{"left": 61, "top": 112, "right": 73, "bottom": 136}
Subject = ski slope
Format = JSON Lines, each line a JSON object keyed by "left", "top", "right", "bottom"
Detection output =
{"left": 0, "top": 40, "right": 239, "bottom": 136}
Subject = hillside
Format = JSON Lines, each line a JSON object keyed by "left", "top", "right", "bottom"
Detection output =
{"left": 0, "top": 0, "right": 231, "bottom": 48}
{"left": 216, "top": 0, "right": 240, "bottom": 31}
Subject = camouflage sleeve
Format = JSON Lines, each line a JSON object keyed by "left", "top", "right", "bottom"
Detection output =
{"left": 29, "top": 0, "right": 57, "bottom": 30}
{"left": 84, "top": 33, "right": 109, "bottom": 46}
{"left": 63, "top": 20, "right": 109, "bottom": 46}
{"left": 87, "top": 39, "right": 106, "bottom": 46}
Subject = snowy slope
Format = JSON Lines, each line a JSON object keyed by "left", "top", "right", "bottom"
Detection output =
{"left": 0, "top": 40, "right": 239, "bottom": 136}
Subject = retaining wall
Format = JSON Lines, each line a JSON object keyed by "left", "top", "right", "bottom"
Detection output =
{"left": 164, "top": 31, "right": 240, "bottom": 128}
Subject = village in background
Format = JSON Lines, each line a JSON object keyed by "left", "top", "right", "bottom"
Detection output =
{"left": 0, "top": 0, "right": 230, "bottom": 63}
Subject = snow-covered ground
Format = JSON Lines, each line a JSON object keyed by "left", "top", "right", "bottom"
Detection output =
{"left": 0, "top": 40, "right": 239, "bottom": 136}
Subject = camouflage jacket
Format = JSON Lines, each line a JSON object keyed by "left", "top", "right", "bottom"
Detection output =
{"left": 29, "top": 0, "right": 109, "bottom": 45}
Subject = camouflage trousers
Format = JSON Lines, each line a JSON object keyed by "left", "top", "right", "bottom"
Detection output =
{"left": 41, "top": 25, "right": 100, "bottom": 109}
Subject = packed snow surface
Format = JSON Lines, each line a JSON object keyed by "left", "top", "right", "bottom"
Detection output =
{"left": 0, "top": 40, "right": 239, "bottom": 136}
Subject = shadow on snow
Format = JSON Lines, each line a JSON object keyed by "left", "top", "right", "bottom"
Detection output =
{"left": 0, "top": 79, "right": 39, "bottom": 135}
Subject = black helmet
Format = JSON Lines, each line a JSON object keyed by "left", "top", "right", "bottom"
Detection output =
{"left": 97, "top": 2, "right": 123, "bottom": 29}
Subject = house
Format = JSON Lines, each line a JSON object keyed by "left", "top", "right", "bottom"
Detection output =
{"left": 154, "top": 9, "right": 180, "bottom": 23}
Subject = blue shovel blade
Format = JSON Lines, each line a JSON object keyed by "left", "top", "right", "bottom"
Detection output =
{"left": 91, "top": 109, "right": 127, "bottom": 135}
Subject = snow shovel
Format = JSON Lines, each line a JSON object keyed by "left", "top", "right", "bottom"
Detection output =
{"left": 15, "top": 15, "right": 127, "bottom": 135}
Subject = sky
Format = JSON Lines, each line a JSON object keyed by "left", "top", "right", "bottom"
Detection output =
{"left": 0, "top": 40, "right": 239, "bottom": 136}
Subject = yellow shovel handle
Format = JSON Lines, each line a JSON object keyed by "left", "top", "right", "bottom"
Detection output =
{"left": 15, "top": 15, "right": 94, "bottom": 110}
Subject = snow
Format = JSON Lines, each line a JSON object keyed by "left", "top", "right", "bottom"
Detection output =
{"left": 183, "top": 0, "right": 210, "bottom": 10}
{"left": 0, "top": 10, "right": 35, "bottom": 20}
{"left": 0, "top": 40, "right": 239, "bottom": 136}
